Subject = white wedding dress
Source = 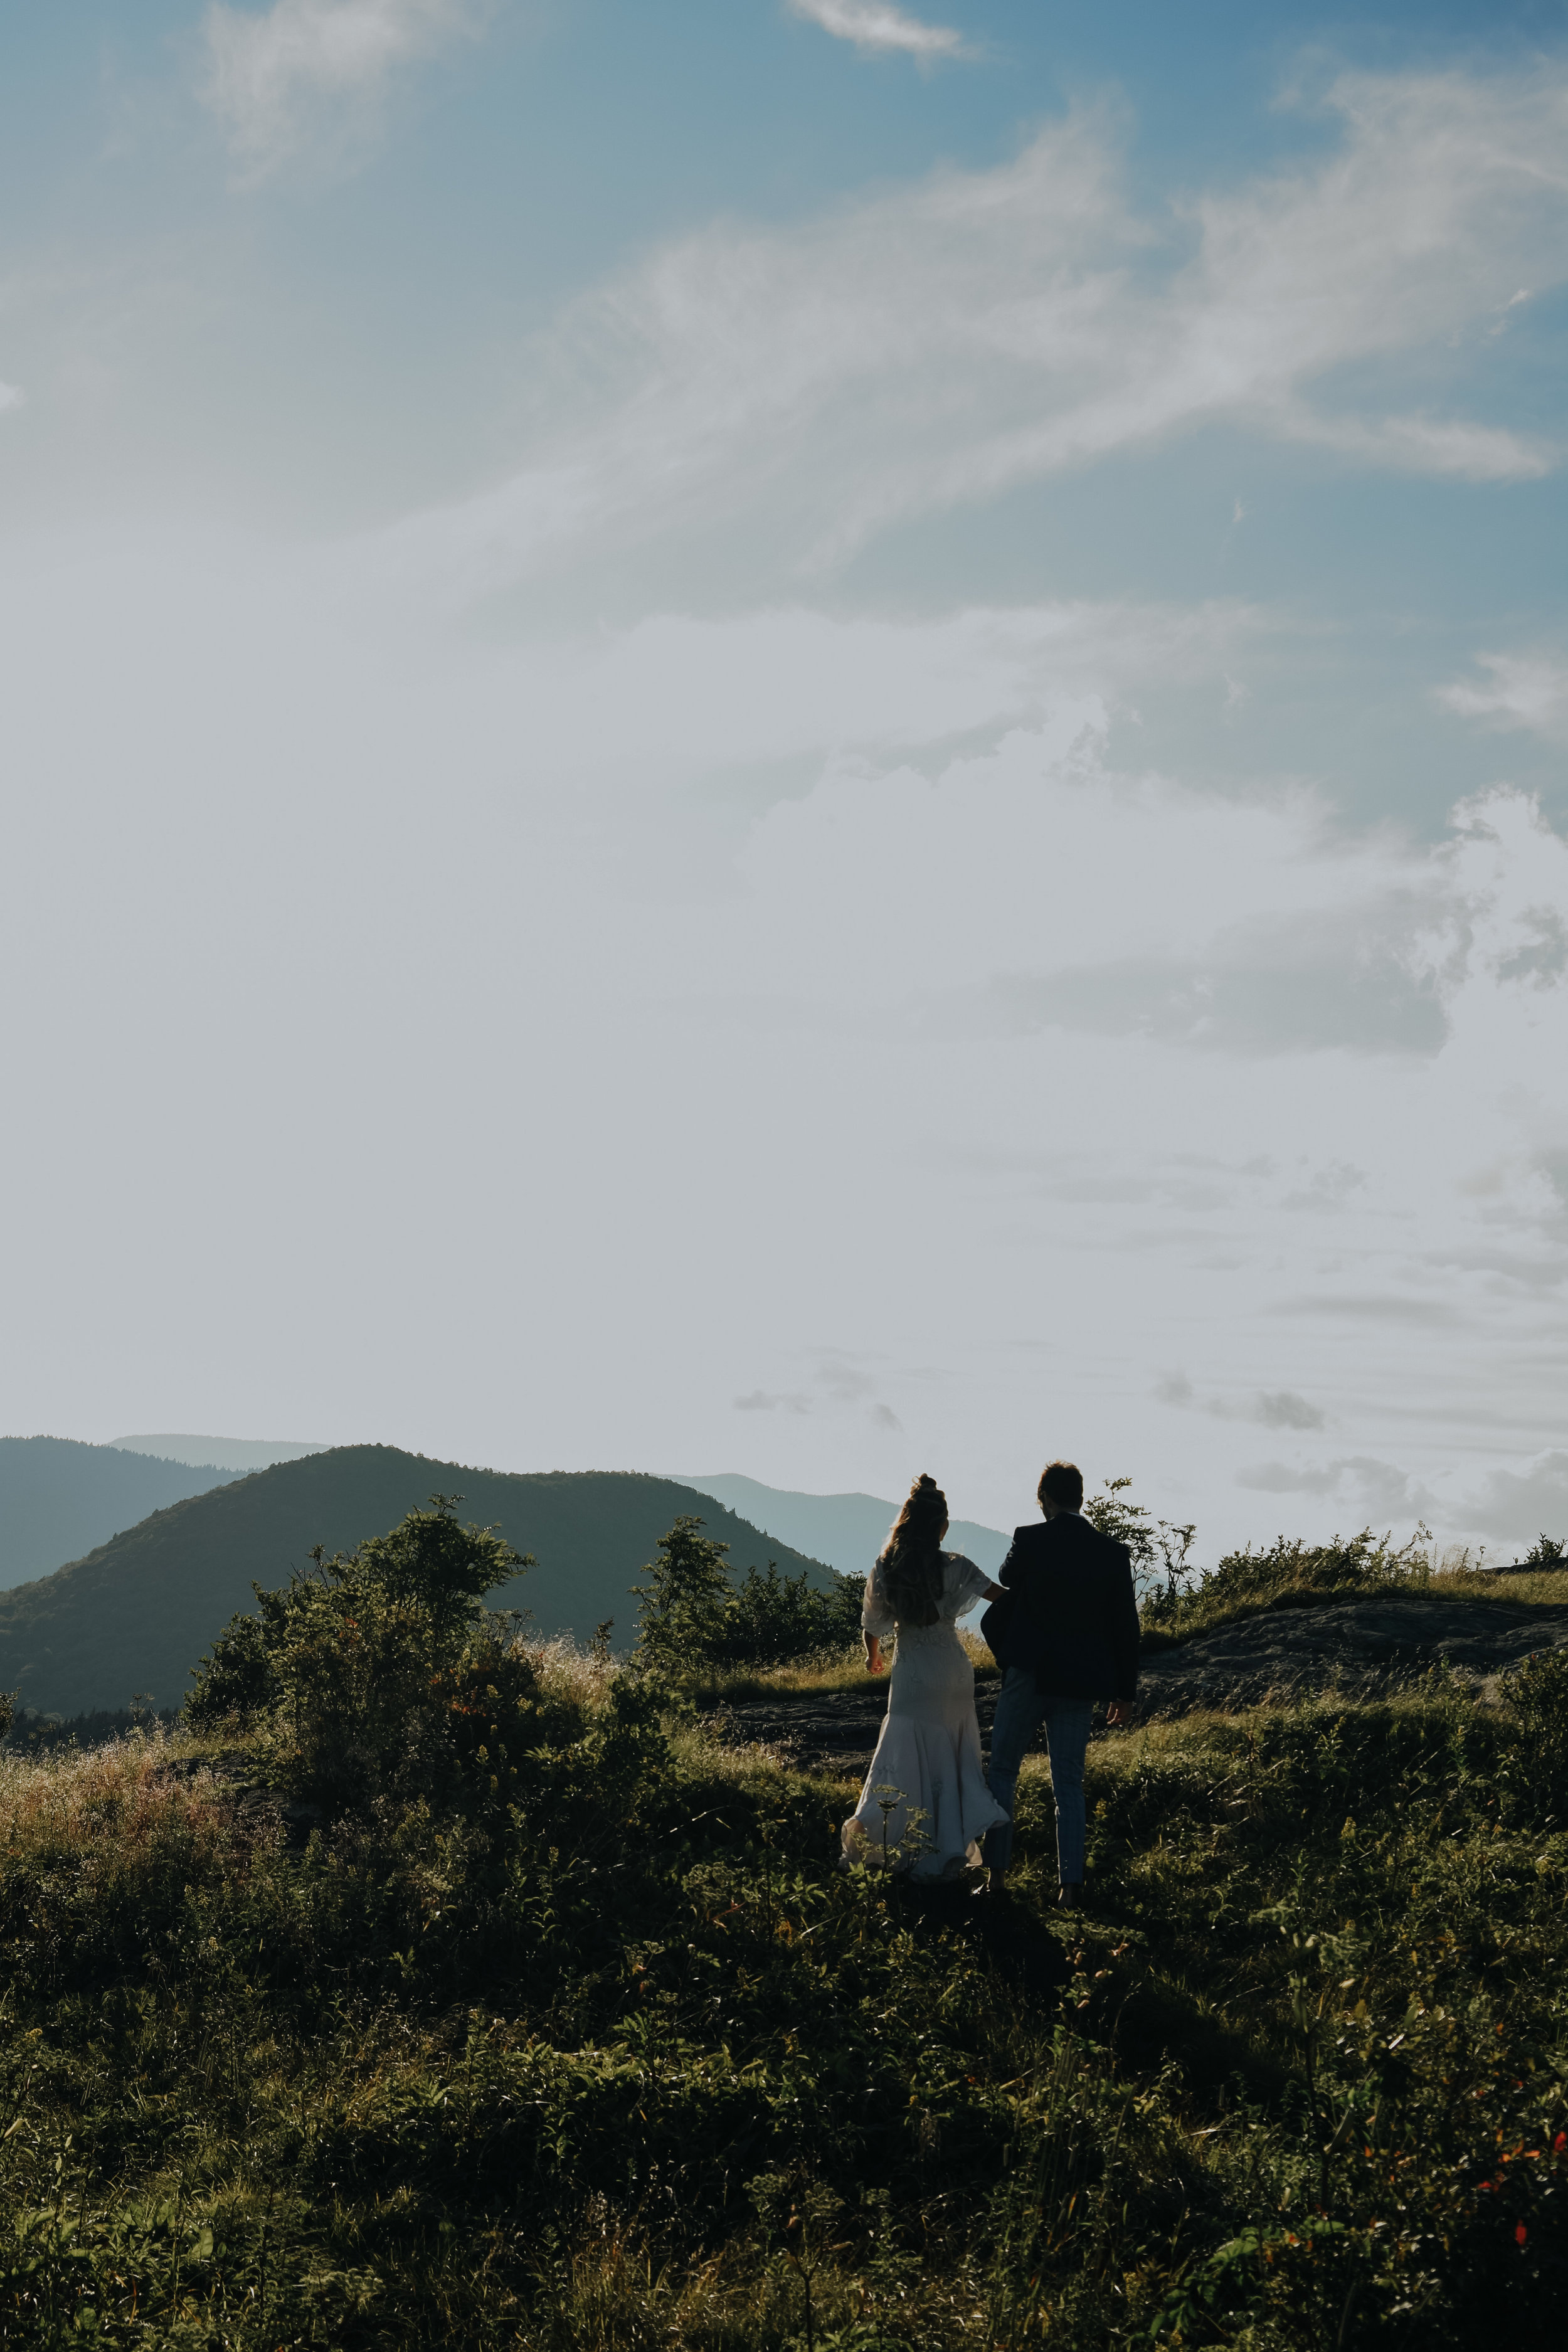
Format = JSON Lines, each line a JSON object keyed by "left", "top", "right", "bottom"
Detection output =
{"left": 840, "top": 1550, "right": 1009, "bottom": 1880}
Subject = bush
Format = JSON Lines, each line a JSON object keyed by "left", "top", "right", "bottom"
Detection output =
{"left": 186, "top": 1495, "right": 532, "bottom": 1804}
{"left": 1145, "top": 1524, "right": 1434, "bottom": 1642}
{"left": 631, "top": 1515, "right": 864, "bottom": 1675}
{"left": 1502, "top": 1645, "right": 1568, "bottom": 1823}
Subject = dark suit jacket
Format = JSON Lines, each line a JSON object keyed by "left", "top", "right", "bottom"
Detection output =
{"left": 988, "top": 1512, "right": 1140, "bottom": 1700}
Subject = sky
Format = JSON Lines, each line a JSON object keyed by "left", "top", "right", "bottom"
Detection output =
{"left": 1, "top": 0, "right": 1565, "bottom": 1564}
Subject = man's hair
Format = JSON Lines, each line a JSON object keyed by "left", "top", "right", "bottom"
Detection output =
{"left": 1038, "top": 1460, "right": 1084, "bottom": 1510}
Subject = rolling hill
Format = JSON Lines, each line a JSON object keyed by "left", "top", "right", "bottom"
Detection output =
{"left": 111, "top": 1435, "right": 329, "bottom": 1474}
{"left": 0, "top": 1437, "right": 240, "bottom": 1593}
{"left": 677, "top": 1472, "right": 1010, "bottom": 1579}
{"left": 0, "top": 1445, "right": 842, "bottom": 1717}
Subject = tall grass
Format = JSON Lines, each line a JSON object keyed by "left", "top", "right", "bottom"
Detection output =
{"left": 1143, "top": 1523, "right": 1568, "bottom": 1646}
{"left": 687, "top": 1628, "right": 995, "bottom": 1705}
{"left": 1, "top": 1635, "right": 1565, "bottom": 2341}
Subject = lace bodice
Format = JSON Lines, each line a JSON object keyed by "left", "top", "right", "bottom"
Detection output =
{"left": 862, "top": 1549, "right": 986, "bottom": 1641}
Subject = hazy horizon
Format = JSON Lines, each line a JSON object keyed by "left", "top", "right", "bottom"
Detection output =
{"left": 1, "top": 1, "right": 1564, "bottom": 1562}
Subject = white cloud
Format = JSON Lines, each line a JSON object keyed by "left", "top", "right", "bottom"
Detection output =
{"left": 1234, "top": 1456, "right": 1439, "bottom": 1518}
{"left": 1456, "top": 1451, "right": 1568, "bottom": 1547}
{"left": 200, "top": 0, "right": 484, "bottom": 179}
{"left": 1278, "top": 406, "right": 1547, "bottom": 482}
{"left": 0, "top": 383, "right": 23, "bottom": 415}
{"left": 389, "top": 62, "right": 1568, "bottom": 596}
{"left": 787, "top": 0, "right": 965, "bottom": 60}
{"left": 1158, "top": 1377, "right": 1327, "bottom": 1429}
{"left": 1439, "top": 650, "right": 1568, "bottom": 744}
{"left": 1, "top": 527, "right": 1566, "bottom": 1551}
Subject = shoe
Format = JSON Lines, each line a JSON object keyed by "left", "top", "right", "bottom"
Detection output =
{"left": 1057, "top": 1883, "right": 1082, "bottom": 1911}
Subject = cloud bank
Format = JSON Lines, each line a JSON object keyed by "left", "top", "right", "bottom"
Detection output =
{"left": 201, "top": 0, "right": 485, "bottom": 178}
{"left": 390, "top": 61, "right": 1568, "bottom": 598}
{"left": 1440, "top": 650, "right": 1568, "bottom": 746}
{"left": 787, "top": 1, "right": 965, "bottom": 60}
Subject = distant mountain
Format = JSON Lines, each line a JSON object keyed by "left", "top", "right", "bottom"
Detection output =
{"left": 0, "top": 1445, "right": 841, "bottom": 1717}
{"left": 112, "top": 1435, "right": 329, "bottom": 1474}
{"left": 0, "top": 1436, "right": 240, "bottom": 1593}
{"left": 677, "top": 1473, "right": 1011, "bottom": 1579}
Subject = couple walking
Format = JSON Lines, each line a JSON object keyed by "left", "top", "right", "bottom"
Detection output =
{"left": 840, "top": 1462, "right": 1139, "bottom": 1904}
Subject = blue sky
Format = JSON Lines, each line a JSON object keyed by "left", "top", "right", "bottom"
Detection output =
{"left": 1, "top": 0, "right": 1565, "bottom": 1559}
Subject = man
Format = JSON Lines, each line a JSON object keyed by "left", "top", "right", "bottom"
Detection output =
{"left": 982, "top": 1460, "right": 1139, "bottom": 1909}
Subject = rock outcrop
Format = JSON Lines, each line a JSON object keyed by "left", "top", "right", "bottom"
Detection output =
{"left": 715, "top": 1593, "right": 1568, "bottom": 1772}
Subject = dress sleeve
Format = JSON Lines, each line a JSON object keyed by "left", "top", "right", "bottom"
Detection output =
{"left": 944, "top": 1552, "right": 987, "bottom": 1611}
{"left": 862, "top": 1558, "right": 897, "bottom": 1636}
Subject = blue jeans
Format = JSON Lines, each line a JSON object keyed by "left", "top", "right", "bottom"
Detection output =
{"left": 984, "top": 1672, "right": 1094, "bottom": 1884}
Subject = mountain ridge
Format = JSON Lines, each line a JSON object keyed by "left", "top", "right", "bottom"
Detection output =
{"left": 0, "top": 1446, "right": 842, "bottom": 1717}
{"left": 0, "top": 1436, "right": 241, "bottom": 1592}
{"left": 677, "top": 1471, "right": 1010, "bottom": 1579}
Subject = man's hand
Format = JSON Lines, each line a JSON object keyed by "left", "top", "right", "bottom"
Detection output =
{"left": 1106, "top": 1698, "right": 1133, "bottom": 1729}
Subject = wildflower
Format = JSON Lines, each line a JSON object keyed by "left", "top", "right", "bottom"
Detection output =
{"left": 1515, "top": 2223, "right": 1528, "bottom": 2247}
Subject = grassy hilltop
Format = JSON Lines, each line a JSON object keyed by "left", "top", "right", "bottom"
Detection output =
{"left": 0, "top": 1498, "right": 1564, "bottom": 2346}
{"left": 0, "top": 1448, "right": 841, "bottom": 1719}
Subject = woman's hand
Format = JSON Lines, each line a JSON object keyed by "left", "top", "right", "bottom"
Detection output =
{"left": 864, "top": 1633, "right": 884, "bottom": 1675}
{"left": 978, "top": 1578, "right": 1005, "bottom": 1603}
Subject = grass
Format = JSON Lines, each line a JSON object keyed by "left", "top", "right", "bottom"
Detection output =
{"left": 0, "top": 1625, "right": 1565, "bottom": 2347}
{"left": 687, "top": 1629, "right": 997, "bottom": 1706}
{"left": 1429, "top": 1564, "right": 1568, "bottom": 1608}
{"left": 1140, "top": 1528, "right": 1568, "bottom": 1650}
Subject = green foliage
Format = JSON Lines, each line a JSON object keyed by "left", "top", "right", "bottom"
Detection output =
{"left": 632, "top": 1515, "right": 863, "bottom": 1675}
{"left": 723, "top": 1560, "right": 866, "bottom": 1668}
{"left": 632, "top": 1514, "right": 738, "bottom": 1670}
{"left": 6, "top": 1503, "right": 1568, "bottom": 2346}
{"left": 1084, "top": 1476, "right": 1197, "bottom": 1614}
{"left": 1502, "top": 1645, "right": 1568, "bottom": 1823}
{"left": 1524, "top": 1531, "right": 1567, "bottom": 1565}
{"left": 186, "top": 1495, "right": 532, "bottom": 1804}
{"left": 1143, "top": 1523, "right": 1439, "bottom": 1645}
{"left": 0, "top": 1448, "right": 841, "bottom": 1722}
{"left": 184, "top": 1606, "right": 275, "bottom": 1727}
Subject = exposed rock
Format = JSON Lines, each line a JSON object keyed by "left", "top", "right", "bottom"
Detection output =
{"left": 712, "top": 1594, "right": 1568, "bottom": 1773}
{"left": 1136, "top": 1593, "right": 1568, "bottom": 1717}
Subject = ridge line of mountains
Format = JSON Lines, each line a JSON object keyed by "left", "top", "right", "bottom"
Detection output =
{"left": 0, "top": 1438, "right": 1009, "bottom": 1719}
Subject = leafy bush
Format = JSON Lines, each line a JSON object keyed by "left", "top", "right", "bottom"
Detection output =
{"left": 186, "top": 1494, "right": 532, "bottom": 1804}
{"left": 1502, "top": 1645, "right": 1568, "bottom": 1823}
{"left": 8, "top": 1500, "right": 1568, "bottom": 2346}
{"left": 1143, "top": 1524, "right": 1438, "bottom": 1643}
{"left": 632, "top": 1513, "right": 864, "bottom": 1675}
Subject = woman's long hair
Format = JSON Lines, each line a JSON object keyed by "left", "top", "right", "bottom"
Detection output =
{"left": 879, "top": 1473, "right": 948, "bottom": 1628}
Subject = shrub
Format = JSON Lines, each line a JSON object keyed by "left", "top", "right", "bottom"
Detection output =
{"left": 1084, "top": 1476, "right": 1197, "bottom": 1613}
{"left": 1502, "top": 1645, "right": 1568, "bottom": 1823}
{"left": 720, "top": 1560, "right": 864, "bottom": 1666}
{"left": 632, "top": 1515, "right": 864, "bottom": 1675}
{"left": 186, "top": 1495, "right": 531, "bottom": 1803}
{"left": 1145, "top": 1524, "right": 1434, "bottom": 1641}
{"left": 631, "top": 1515, "right": 737, "bottom": 1671}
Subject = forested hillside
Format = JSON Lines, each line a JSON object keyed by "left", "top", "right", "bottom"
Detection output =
{"left": 0, "top": 1446, "right": 838, "bottom": 1717}
{"left": 680, "top": 1471, "right": 1009, "bottom": 1577}
{"left": 0, "top": 1435, "right": 238, "bottom": 1591}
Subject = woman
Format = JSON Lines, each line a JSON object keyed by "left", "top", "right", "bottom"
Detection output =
{"left": 840, "top": 1473, "right": 1010, "bottom": 1881}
